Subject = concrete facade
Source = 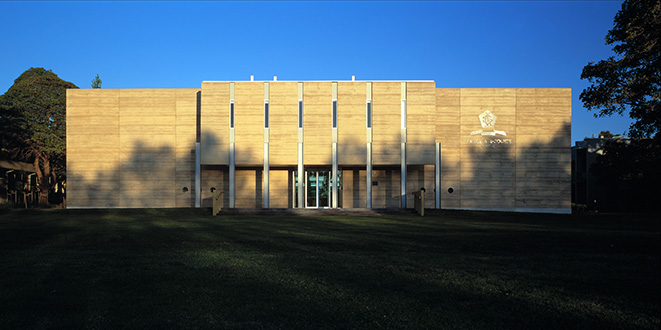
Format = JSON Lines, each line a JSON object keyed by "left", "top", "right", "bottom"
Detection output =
{"left": 66, "top": 80, "right": 571, "bottom": 213}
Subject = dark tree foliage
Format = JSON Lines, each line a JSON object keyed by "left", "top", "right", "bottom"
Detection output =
{"left": 0, "top": 67, "right": 78, "bottom": 204}
{"left": 0, "top": 102, "right": 23, "bottom": 159}
{"left": 591, "top": 138, "right": 661, "bottom": 212}
{"left": 580, "top": 0, "right": 661, "bottom": 138}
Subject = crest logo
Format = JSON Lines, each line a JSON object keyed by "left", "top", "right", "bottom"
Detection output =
{"left": 470, "top": 110, "right": 507, "bottom": 136}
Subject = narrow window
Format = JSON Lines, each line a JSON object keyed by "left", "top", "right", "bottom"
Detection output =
{"left": 298, "top": 100, "right": 303, "bottom": 128}
{"left": 230, "top": 100, "right": 235, "bottom": 128}
{"left": 332, "top": 100, "right": 338, "bottom": 128}
{"left": 366, "top": 100, "right": 372, "bottom": 128}
{"left": 264, "top": 100, "right": 269, "bottom": 129}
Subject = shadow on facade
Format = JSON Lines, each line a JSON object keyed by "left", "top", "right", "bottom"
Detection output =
{"left": 458, "top": 122, "right": 571, "bottom": 211}
{"left": 70, "top": 129, "right": 231, "bottom": 208}
{"left": 69, "top": 122, "right": 570, "bottom": 212}
{"left": 70, "top": 142, "right": 182, "bottom": 208}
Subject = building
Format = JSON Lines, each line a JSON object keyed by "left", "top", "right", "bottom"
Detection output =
{"left": 66, "top": 78, "right": 571, "bottom": 213}
{"left": 1, "top": 160, "right": 38, "bottom": 207}
{"left": 571, "top": 134, "right": 630, "bottom": 210}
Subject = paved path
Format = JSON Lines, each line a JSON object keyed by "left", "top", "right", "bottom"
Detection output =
{"left": 217, "top": 208, "right": 417, "bottom": 216}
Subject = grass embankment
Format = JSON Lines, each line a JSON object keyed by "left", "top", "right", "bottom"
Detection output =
{"left": 0, "top": 209, "right": 658, "bottom": 329}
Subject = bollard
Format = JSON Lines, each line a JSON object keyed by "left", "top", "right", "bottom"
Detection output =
{"left": 212, "top": 190, "right": 224, "bottom": 216}
{"left": 414, "top": 188, "right": 426, "bottom": 216}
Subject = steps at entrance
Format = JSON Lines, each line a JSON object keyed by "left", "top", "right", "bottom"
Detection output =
{"left": 218, "top": 208, "right": 416, "bottom": 216}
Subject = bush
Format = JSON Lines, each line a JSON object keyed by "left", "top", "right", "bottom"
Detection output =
{"left": 572, "top": 203, "right": 588, "bottom": 214}
{"left": 0, "top": 201, "right": 18, "bottom": 209}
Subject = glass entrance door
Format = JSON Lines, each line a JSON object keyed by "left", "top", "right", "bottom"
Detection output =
{"left": 294, "top": 169, "right": 341, "bottom": 208}
{"left": 306, "top": 170, "right": 330, "bottom": 208}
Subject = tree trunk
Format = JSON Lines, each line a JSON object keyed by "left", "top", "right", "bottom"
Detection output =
{"left": 38, "top": 185, "right": 49, "bottom": 205}
{"left": 33, "top": 155, "right": 51, "bottom": 205}
{"left": 33, "top": 157, "right": 43, "bottom": 205}
{"left": 40, "top": 157, "right": 52, "bottom": 205}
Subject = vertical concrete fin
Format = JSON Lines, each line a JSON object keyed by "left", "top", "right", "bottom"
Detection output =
{"left": 401, "top": 82, "right": 407, "bottom": 208}
{"left": 195, "top": 142, "right": 201, "bottom": 208}
{"left": 436, "top": 142, "right": 441, "bottom": 209}
{"left": 297, "top": 82, "right": 304, "bottom": 208}
{"left": 229, "top": 83, "right": 235, "bottom": 208}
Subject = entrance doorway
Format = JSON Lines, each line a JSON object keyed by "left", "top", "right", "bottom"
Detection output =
{"left": 293, "top": 169, "right": 341, "bottom": 208}
{"left": 306, "top": 170, "right": 330, "bottom": 208}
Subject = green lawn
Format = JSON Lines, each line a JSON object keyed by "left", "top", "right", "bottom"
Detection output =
{"left": 0, "top": 208, "right": 658, "bottom": 330}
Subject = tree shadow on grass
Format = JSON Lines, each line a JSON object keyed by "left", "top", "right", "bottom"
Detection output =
{"left": 0, "top": 209, "right": 658, "bottom": 329}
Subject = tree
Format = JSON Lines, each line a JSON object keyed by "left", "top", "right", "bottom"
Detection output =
{"left": 0, "top": 67, "right": 78, "bottom": 204}
{"left": 91, "top": 74, "right": 102, "bottom": 89}
{"left": 580, "top": 0, "right": 661, "bottom": 139}
{"left": 591, "top": 138, "right": 661, "bottom": 212}
{"left": 0, "top": 99, "right": 23, "bottom": 159}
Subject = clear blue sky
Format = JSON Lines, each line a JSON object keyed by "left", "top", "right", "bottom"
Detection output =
{"left": 0, "top": 0, "right": 627, "bottom": 142}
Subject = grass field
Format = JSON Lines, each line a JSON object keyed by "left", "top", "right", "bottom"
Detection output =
{"left": 0, "top": 208, "right": 659, "bottom": 329}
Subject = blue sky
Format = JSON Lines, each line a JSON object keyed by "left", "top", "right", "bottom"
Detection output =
{"left": 0, "top": 0, "right": 627, "bottom": 142}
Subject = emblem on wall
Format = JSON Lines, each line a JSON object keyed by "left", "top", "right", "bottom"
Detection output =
{"left": 470, "top": 110, "right": 507, "bottom": 136}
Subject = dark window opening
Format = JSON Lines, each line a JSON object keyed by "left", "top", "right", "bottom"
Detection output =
{"left": 332, "top": 100, "right": 337, "bottom": 128}
{"left": 230, "top": 102, "right": 235, "bottom": 128}
{"left": 366, "top": 101, "right": 372, "bottom": 128}
{"left": 298, "top": 101, "right": 303, "bottom": 128}
{"left": 264, "top": 102, "right": 269, "bottom": 128}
